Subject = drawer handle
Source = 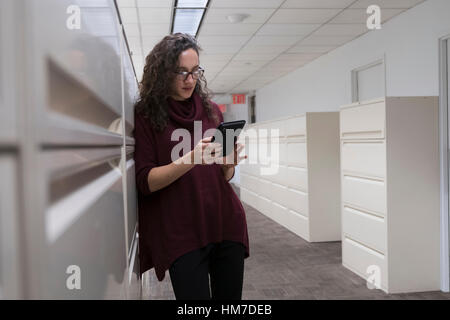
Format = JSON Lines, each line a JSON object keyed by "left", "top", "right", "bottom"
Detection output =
{"left": 342, "top": 141, "right": 384, "bottom": 145}
{"left": 344, "top": 205, "right": 385, "bottom": 221}
{"left": 344, "top": 236, "right": 385, "bottom": 258}
{"left": 342, "top": 130, "right": 383, "bottom": 136}
{"left": 343, "top": 175, "right": 384, "bottom": 184}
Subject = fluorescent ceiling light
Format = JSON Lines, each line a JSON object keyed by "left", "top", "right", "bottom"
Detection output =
{"left": 172, "top": 8, "right": 204, "bottom": 36}
{"left": 172, "top": 0, "right": 209, "bottom": 36}
{"left": 176, "top": 0, "right": 208, "bottom": 8}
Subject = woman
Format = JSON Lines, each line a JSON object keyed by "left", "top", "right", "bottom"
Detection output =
{"left": 133, "top": 33, "right": 250, "bottom": 300}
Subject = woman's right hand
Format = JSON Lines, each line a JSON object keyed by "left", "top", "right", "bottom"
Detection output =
{"left": 190, "top": 136, "right": 222, "bottom": 165}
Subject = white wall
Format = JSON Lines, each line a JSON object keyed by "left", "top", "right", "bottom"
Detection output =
{"left": 256, "top": 0, "right": 450, "bottom": 121}
{"left": 223, "top": 102, "right": 249, "bottom": 123}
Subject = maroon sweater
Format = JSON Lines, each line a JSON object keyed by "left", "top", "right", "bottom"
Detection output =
{"left": 133, "top": 92, "right": 250, "bottom": 281}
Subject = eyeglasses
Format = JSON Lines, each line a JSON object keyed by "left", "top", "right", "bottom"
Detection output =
{"left": 174, "top": 67, "right": 204, "bottom": 81}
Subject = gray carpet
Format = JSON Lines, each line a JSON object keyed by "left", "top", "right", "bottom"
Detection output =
{"left": 141, "top": 185, "right": 450, "bottom": 300}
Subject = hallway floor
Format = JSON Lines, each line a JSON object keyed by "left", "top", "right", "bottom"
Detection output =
{"left": 142, "top": 186, "right": 450, "bottom": 300}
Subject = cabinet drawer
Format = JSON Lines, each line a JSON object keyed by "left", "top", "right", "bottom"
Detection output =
{"left": 241, "top": 173, "right": 259, "bottom": 193}
{"left": 285, "top": 116, "right": 306, "bottom": 137}
{"left": 240, "top": 173, "right": 250, "bottom": 189}
{"left": 272, "top": 202, "right": 290, "bottom": 227}
{"left": 340, "top": 101, "right": 385, "bottom": 139}
{"left": 278, "top": 142, "right": 287, "bottom": 165}
{"left": 342, "top": 236, "right": 387, "bottom": 290}
{"left": 286, "top": 210, "right": 309, "bottom": 241}
{"left": 285, "top": 188, "right": 309, "bottom": 216}
{"left": 239, "top": 163, "right": 249, "bottom": 174}
{"left": 259, "top": 178, "right": 272, "bottom": 199}
{"left": 287, "top": 141, "right": 307, "bottom": 167}
{"left": 240, "top": 187, "right": 258, "bottom": 210}
{"left": 343, "top": 206, "right": 386, "bottom": 253}
{"left": 248, "top": 164, "right": 260, "bottom": 177}
{"left": 45, "top": 164, "right": 127, "bottom": 298}
{"left": 271, "top": 165, "right": 287, "bottom": 185}
{"left": 257, "top": 195, "right": 272, "bottom": 217}
{"left": 271, "top": 182, "right": 289, "bottom": 207}
{"left": 341, "top": 141, "right": 386, "bottom": 179}
{"left": 342, "top": 175, "right": 386, "bottom": 216}
{"left": 285, "top": 167, "right": 308, "bottom": 191}
{"left": 269, "top": 121, "right": 285, "bottom": 138}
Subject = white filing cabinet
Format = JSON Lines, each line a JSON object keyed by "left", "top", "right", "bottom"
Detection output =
{"left": 340, "top": 97, "right": 440, "bottom": 293}
{"left": 4, "top": 0, "right": 140, "bottom": 299}
{"left": 240, "top": 112, "right": 341, "bottom": 242}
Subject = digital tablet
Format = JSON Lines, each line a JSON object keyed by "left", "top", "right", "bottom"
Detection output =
{"left": 211, "top": 120, "right": 246, "bottom": 156}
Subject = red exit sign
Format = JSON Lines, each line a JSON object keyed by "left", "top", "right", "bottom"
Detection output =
{"left": 232, "top": 94, "right": 246, "bottom": 104}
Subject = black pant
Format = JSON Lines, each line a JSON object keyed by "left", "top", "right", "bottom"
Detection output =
{"left": 169, "top": 240, "right": 245, "bottom": 300}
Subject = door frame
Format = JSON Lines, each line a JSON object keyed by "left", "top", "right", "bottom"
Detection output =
{"left": 439, "top": 34, "right": 450, "bottom": 292}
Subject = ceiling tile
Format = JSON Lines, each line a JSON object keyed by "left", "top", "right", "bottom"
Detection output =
{"left": 313, "top": 23, "right": 367, "bottom": 35}
{"left": 233, "top": 52, "right": 280, "bottom": 61}
{"left": 329, "top": 8, "right": 405, "bottom": 24}
{"left": 202, "top": 45, "right": 243, "bottom": 54}
{"left": 299, "top": 34, "right": 356, "bottom": 46}
{"left": 268, "top": 9, "right": 341, "bottom": 23}
{"left": 142, "top": 37, "right": 164, "bottom": 53}
{"left": 265, "top": 59, "right": 307, "bottom": 69}
{"left": 202, "top": 8, "right": 276, "bottom": 24}
{"left": 126, "top": 35, "right": 142, "bottom": 51}
{"left": 200, "top": 60, "right": 229, "bottom": 70}
{"left": 200, "top": 53, "right": 235, "bottom": 61}
{"left": 140, "top": 23, "right": 170, "bottom": 36}
{"left": 256, "top": 23, "right": 321, "bottom": 35}
{"left": 239, "top": 44, "right": 291, "bottom": 54}
{"left": 131, "top": 55, "right": 144, "bottom": 65}
{"left": 287, "top": 45, "right": 336, "bottom": 53}
{"left": 119, "top": 7, "right": 139, "bottom": 23}
{"left": 117, "top": 0, "right": 136, "bottom": 7}
{"left": 138, "top": 7, "right": 172, "bottom": 23}
{"left": 123, "top": 23, "right": 141, "bottom": 36}
{"left": 227, "top": 60, "right": 269, "bottom": 68}
{"left": 246, "top": 35, "right": 304, "bottom": 46}
{"left": 282, "top": 0, "right": 355, "bottom": 8}
{"left": 220, "top": 67, "right": 261, "bottom": 77}
{"left": 137, "top": 0, "right": 174, "bottom": 7}
{"left": 210, "top": 0, "right": 284, "bottom": 8}
{"left": 197, "top": 35, "right": 251, "bottom": 46}
{"left": 277, "top": 53, "right": 322, "bottom": 61}
{"left": 198, "top": 23, "right": 261, "bottom": 35}
{"left": 349, "top": 0, "right": 425, "bottom": 9}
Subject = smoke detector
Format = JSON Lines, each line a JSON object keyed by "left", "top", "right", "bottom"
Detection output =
{"left": 226, "top": 13, "right": 249, "bottom": 23}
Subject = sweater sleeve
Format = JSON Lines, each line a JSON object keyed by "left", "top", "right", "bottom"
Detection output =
{"left": 211, "top": 101, "right": 224, "bottom": 124}
{"left": 133, "top": 112, "right": 158, "bottom": 196}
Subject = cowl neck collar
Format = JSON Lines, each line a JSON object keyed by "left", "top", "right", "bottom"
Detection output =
{"left": 167, "top": 91, "right": 204, "bottom": 131}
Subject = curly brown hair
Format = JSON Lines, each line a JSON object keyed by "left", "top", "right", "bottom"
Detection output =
{"left": 135, "top": 33, "right": 217, "bottom": 131}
